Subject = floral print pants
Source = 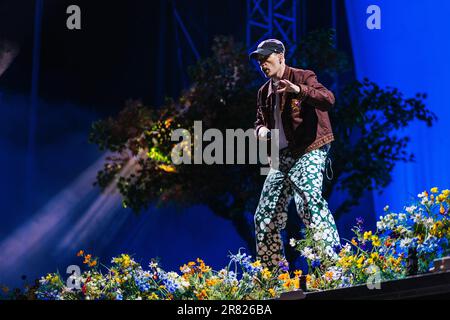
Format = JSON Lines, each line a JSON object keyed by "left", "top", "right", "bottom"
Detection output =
{"left": 254, "top": 144, "right": 341, "bottom": 269}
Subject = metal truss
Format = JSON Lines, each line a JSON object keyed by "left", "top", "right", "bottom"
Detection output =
{"left": 246, "top": 0, "right": 299, "bottom": 62}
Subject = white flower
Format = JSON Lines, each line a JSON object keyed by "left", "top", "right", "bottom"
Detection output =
{"left": 301, "top": 247, "right": 313, "bottom": 257}
{"left": 180, "top": 266, "right": 191, "bottom": 274}
{"left": 405, "top": 205, "right": 417, "bottom": 214}
{"left": 400, "top": 238, "right": 412, "bottom": 248}
{"left": 300, "top": 247, "right": 316, "bottom": 260}
{"left": 218, "top": 269, "right": 227, "bottom": 278}
{"left": 384, "top": 205, "right": 390, "bottom": 212}
{"left": 179, "top": 278, "right": 190, "bottom": 288}
{"left": 411, "top": 213, "right": 423, "bottom": 223}
{"left": 396, "top": 226, "right": 408, "bottom": 235}
{"left": 167, "top": 272, "right": 179, "bottom": 279}
{"left": 341, "top": 243, "right": 352, "bottom": 254}
{"left": 289, "top": 238, "right": 297, "bottom": 247}
{"left": 327, "top": 266, "right": 343, "bottom": 280}
{"left": 418, "top": 191, "right": 428, "bottom": 198}
{"left": 424, "top": 218, "right": 434, "bottom": 228}
{"left": 376, "top": 221, "right": 386, "bottom": 231}
{"left": 313, "top": 231, "right": 323, "bottom": 242}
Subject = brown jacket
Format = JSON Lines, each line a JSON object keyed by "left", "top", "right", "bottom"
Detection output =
{"left": 254, "top": 65, "right": 335, "bottom": 157}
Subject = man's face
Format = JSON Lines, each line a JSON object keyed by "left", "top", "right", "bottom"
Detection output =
{"left": 256, "top": 53, "right": 283, "bottom": 78}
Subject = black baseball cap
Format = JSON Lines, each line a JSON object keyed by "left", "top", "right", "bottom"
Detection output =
{"left": 249, "top": 39, "right": 285, "bottom": 60}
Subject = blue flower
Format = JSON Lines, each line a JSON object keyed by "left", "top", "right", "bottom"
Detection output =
{"left": 134, "top": 272, "right": 152, "bottom": 292}
{"left": 356, "top": 217, "right": 365, "bottom": 232}
{"left": 417, "top": 237, "right": 439, "bottom": 255}
{"left": 242, "top": 257, "right": 262, "bottom": 274}
{"left": 311, "top": 259, "right": 321, "bottom": 269}
{"left": 159, "top": 273, "right": 180, "bottom": 294}
{"left": 278, "top": 260, "right": 289, "bottom": 272}
{"left": 229, "top": 250, "right": 262, "bottom": 274}
{"left": 333, "top": 244, "right": 342, "bottom": 254}
{"left": 223, "top": 271, "right": 238, "bottom": 285}
{"left": 229, "top": 250, "right": 249, "bottom": 264}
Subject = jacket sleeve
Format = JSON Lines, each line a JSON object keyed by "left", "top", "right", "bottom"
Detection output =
{"left": 297, "top": 70, "right": 335, "bottom": 111}
{"left": 254, "top": 89, "right": 266, "bottom": 137}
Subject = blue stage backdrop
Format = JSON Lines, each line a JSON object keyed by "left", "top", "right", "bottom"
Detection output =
{"left": 345, "top": 0, "right": 450, "bottom": 216}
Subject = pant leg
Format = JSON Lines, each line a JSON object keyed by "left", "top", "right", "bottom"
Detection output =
{"left": 288, "top": 145, "right": 341, "bottom": 257}
{"left": 254, "top": 155, "right": 294, "bottom": 269}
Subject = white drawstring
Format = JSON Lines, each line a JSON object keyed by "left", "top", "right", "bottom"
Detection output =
{"left": 326, "top": 157, "right": 334, "bottom": 181}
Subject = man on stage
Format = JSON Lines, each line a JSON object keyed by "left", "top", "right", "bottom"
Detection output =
{"left": 250, "top": 39, "right": 341, "bottom": 269}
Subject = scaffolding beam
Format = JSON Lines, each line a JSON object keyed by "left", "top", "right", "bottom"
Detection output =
{"left": 247, "top": 0, "right": 298, "bottom": 62}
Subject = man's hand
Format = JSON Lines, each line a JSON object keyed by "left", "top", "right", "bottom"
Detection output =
{"left": 276, "top": 79, "right": 301, "bottom": 94}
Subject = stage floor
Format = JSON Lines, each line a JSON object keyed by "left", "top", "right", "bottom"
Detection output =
{"left": 279, "top": 271, "right": 450, "bottom": 300}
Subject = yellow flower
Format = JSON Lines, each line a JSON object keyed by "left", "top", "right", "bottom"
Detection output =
{"left": 278, "top": 273, "right": 290, "bottom": 281}
{"left": 325, "top": 271, "right": 334, "bottom": 281}
{"left": 436, "top": 194, "right": 444, "bottom": 203}
{"left": 158, "top": 164, "right": 177, "bottom": 173}
{"left": 417, "top": 234, "right": 424, "bottom": 243}
{"left": 251, "top": 260, "right": 262, "bottom": 268}
{"left": 164, "top": 118, "right": 174, "bottom": 128}
{"left": 431, "top": 187, "right": 439, "bottom": 193}
{"left": 83, "top": 254, "right": 92, "bottom": 264}
{"left": 442, "top": 189, "right": 450, "bottom": 198}
{"left": 89, "top": 260, "right": 97, "bottom": 267}
{"left": 77, "top": 250, "right": 84, "bottom": 257}
{"left": 268, "top": 288, "right": 276, "bottom": 297}
{"left": 206, "top": 278, "right": 220, "bottom": 287}
{"left": 305, "top": 275, "right": 312, "bottom": 284}
{"left": 339, "top": 257, "right": 351, "bottom": 268}
{"left": 197, "top": 259, "right": 211, "bottom": 273}
{"left": 440, "top": 204, "right": 446, "bottom": 215}
{"left": 371, "top": 236, "right": 381, "bottom": 247}
{"left": 356, "top": 256, "right": 365, "bottom": 268}
{"left": 294, "top": 270, "right": 303, "bottom": 277}
{"left": 431, "top": 221, "right": 444, "bottom": 237}
{"left": 112, "top": 254, "right": 133, "bottom": 268}
{"left": 282, "top": 279, "right": 294, "bottom": 289}
{"left": 149, "top": 292, "right": 159, "bottom": 300}
{"left": 261, "top": 268, "right": 272, "bottom": 280}
{"left": 363, "top": 231, "right": 373, "bottom": 241}
{"left": 351, "top": 238, "right": 358, "bottom": 246}
{"left": 292, "top": 277, "right": 300, "bottom": 289}
{"left": 50, "top": 275, "right": 60, "bottom": 285}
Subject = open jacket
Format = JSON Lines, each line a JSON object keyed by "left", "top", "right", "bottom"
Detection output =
{"left": 254, "top": 65, "right": 335, "bottom": 157}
